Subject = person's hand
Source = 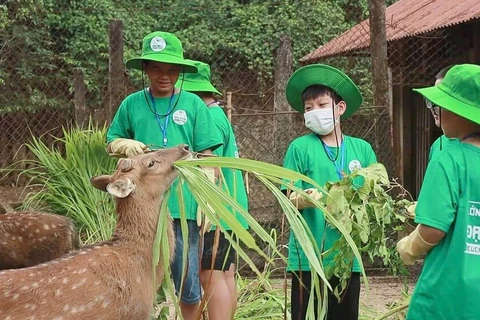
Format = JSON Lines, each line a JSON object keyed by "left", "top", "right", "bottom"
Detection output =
{"left": 196, "top": 167, "right": 217, "bottom": 234}
{"left": 396, "top": 225, "right": 436, "bottom": 265}
{"left": 109, "top": 138, "right": 149, "bottom": 158}
{"left": 196, "top": 203, "right": 214, "bottom": 235}
{"left": 289, "top": 188, "right": 322, "bottom": 210}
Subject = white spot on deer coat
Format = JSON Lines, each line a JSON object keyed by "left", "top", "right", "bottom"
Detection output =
{"left": 43, "top": 224, "right": 50, "bottom": 230}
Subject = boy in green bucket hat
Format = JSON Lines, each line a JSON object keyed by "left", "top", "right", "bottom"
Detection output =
{"left": 106, "top": 31, "right": 223, "bottom": 320}
{"left": 397, "top": 64, "right": 480, "bottom": 320}
{"left": 176, "top": 60, "right": 249, "bottom": 320}
{"left": 282, "top": 64, "right": 377, "bottom": 320}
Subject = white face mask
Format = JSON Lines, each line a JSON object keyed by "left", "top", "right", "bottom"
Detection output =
{"left": 304, "top": 106, "right": 340, "bottom": 136}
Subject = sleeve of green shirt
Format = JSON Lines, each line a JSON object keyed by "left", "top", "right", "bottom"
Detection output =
{"left": 193, "top": 101, "right": 223, "bottom": 152}
{"left": 211, "top": 109, "right": 229, "bottom": 157}
{"left": 428, "top": 144, "right": 435, "bottom": 162}
{"left": 415, "top": 157, "right": 458, "bottom": 232}
{"left": 281, "top": 143, "right": 305, "bottom": 191}
{"left": 106, "top": 100, "right": 132, "bottom": 144}
{"left": 364, "top": 142, "right": 378, "bottom": 165}
{"left": 428, "top": 137, "right": 440, "bottom": 162}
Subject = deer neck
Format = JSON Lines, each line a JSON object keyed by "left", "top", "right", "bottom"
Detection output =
{"left": 112, "top": 195, "right": 165, "bottom": 247}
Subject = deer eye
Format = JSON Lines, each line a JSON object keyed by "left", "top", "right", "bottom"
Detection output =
{"left": 148, "top": 161, "right": 155, "bottom": 168}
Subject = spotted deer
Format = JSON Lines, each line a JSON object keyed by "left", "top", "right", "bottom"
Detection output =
{"left": 0, "top": 211, "right": 80, "bottom": 270}
{"left": 0, "top": 145, "right": 190, "bottom": 320}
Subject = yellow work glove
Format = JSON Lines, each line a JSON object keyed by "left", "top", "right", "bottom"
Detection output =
{"left": 109, "top": 138, "right": 149, "bottom": 158}
{"left": 289, "top": 188, "right": 322, "bottom": 210}
{"left": 396, "top": 225, "right": 437, "bottom": 265}
{"left": 196, "top": 167, "right": 216, "bottom": 234}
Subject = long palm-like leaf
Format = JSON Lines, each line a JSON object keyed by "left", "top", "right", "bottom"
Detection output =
{"left": 174, "top": 157, "right": 369, "bottom": 318}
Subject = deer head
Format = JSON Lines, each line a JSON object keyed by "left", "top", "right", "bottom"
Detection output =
{"left": 90, "top": 144, "right": 190, "bottom": 201}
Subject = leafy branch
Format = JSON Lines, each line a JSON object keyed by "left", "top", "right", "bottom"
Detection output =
{"left": 321, "top": 163, "right": 414, "bottom": 299}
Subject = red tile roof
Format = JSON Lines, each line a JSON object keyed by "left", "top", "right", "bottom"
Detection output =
{"left": 301, "top": 0, "right": 480, "bottom": 62}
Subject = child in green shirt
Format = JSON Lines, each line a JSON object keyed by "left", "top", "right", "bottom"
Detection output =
{"left": 176, "top": 59, "right": 248, "bottom": 320}
{"left": 282, "top": 64, "right": 377, "bottom": 320}
{"left": 106, "top": 31, "right": 222, "bottom": 320}
{"left": 397, "top": 64, "right": 480, "bottom": 320}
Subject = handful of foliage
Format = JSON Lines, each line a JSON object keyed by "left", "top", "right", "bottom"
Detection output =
{"left": 322, "top": 163, "right": 414, "bottom": 298}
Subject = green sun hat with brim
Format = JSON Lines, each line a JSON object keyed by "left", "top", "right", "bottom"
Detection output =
{"left": 413, "top": 64, "right": 480, "bottom": 125}
{"left": 285, "top": 64, "right": 363, "bottom": 119}
{"left": 175, "top": 60, "right": 221, "bottom": 95}
{"left": 126, "top": 31, "right": 197, "bottom": 73}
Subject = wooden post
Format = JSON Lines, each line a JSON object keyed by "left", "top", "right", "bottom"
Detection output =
{"left": 73, "top": 68, "right": 87, "bottom": 127}
{"left": 273, "top": 35, "right": 293, "bottom": 164}
{"left": 108, "top": 19, "right": 125, "bottom": 122}
{"left": 368, "top": 0, "right": 390, "bottom": 111}
{"left": 226, "top": 92, "right": 233, "bottom": 122}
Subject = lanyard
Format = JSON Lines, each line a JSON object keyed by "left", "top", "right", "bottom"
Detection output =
{"left": 321, "top": 138, "right": 345, "bottom": 180}
{"left": 148, "top": 89, "right": 175, "bottom": 148}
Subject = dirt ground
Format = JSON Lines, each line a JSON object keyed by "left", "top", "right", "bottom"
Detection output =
{"left": 0, "top": 185, "right": 37, "bottom": 203}
{"left": 359, "top": 276, "right": 414, "bottom": 315}
{"left": 0, "top": 185, "right": 40, "bottom": 212}
{"left": 157, "top": 276, "right": 416, "bottom": 319}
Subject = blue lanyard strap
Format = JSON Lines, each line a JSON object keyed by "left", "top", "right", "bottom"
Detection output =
{"left": 321, "top": 138, "right": 345, "bottom": 180}
{"left": 149, "top": 89, "right": 175, "bottom": 148}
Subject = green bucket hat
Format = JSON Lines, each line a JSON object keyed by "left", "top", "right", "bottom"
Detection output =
{"left": 413, "top": 64, "right": 480, "bottom": 125}
{"left": 285, "top": 64, "right": 363, "bottom": 119}
{"left": 175, "top": 60, "right": 221, "bottom": 95}
{"left": 126, "top": 31, "right": 197, "bottom": 73}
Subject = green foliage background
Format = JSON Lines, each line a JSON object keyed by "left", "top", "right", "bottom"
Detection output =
{"left": 0, "top": 0, "right": 396, "bottom": 114}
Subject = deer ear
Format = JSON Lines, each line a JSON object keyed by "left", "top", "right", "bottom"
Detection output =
{"left": 106, "top": 179, "right": 136, "bottom": 198}
{"left": 90, "top": 175, "right": 112, "bottom": 191}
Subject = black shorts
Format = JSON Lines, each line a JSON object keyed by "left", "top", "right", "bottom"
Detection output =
{"left": 290, "top": 271, "right": 361, "bottom": 320}
{"left": 201, "top": 230, "right": 236, "bottom": 271}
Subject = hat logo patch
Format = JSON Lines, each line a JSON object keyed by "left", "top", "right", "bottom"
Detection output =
{"left": 349, "top": 160, "right": 362, "bottom": 172}
{"left": 172, "top": 110, "right": 188, "bottom": 125}
{"left": 150, "top": 37, "right": 166, "bottom": 52}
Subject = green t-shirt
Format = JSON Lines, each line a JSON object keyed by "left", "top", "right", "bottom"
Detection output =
{"left": 282, "top": 134, "right": 377, "bottom": 272}
{"left": 428, "top": 135, "right": 459, "bottom": 162}
{"left": 407, "top": 143, "right": 480, "bottom": 320}
{"left": 106, "top": 89, "right": 223, "bottom": 220}
{"left": 208, "top": 106, "right": 248, "bottom": 230}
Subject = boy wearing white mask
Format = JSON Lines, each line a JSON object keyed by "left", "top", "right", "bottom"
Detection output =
{"left": 282, "top": 64, "right": 377, "bottom": 320}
